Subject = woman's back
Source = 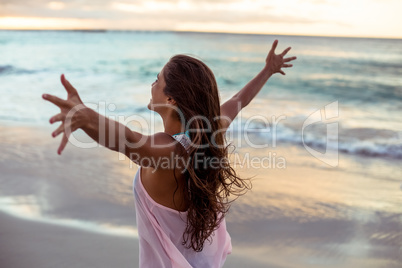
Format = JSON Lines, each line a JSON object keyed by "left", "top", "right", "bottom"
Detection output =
{"left": 133, "top": 166, "right": 232, "bottom": 268}
{"left": 139, "top": 132, "right": 192, "bottom": 212}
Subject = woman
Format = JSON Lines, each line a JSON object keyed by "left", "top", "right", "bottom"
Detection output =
{"left": 42, "top": 40, "right": 296, "bottom": 268}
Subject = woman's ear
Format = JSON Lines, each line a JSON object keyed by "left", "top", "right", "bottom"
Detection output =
{"left": 167, "top": 97, "right": 176, "bottom": 105}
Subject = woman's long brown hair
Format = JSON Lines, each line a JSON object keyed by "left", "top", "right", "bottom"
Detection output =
{"left": 163, "top": 55, "right": 251, "bottom": 252}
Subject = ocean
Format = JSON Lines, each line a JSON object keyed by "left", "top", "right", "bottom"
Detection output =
{"left": 0, "top": 30, "right": 401, "bottom": 267}
{"left": 0, "top": 30, "right": 401, "bottom": 159}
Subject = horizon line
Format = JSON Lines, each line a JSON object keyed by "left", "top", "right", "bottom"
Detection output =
{"left": 0, "top": 29, "right": 401, "bottom": 40}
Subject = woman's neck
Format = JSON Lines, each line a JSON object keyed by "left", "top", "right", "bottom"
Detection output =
{"left": 161, "top": 114, "right": 184, "bottom": 136}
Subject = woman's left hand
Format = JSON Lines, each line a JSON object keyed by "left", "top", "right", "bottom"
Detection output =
{"left": 42, "top": 74, "right": 89, "bottom": 155}
{"left": 265, "top": 40, "right": 297, "bottom": 75}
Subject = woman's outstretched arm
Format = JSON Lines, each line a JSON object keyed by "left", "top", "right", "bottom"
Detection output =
{"left": 220, "top": 40, "right": 296, "bottom": 130}
{"left": 42, "top": 74, "right": 176, "bottom": 165}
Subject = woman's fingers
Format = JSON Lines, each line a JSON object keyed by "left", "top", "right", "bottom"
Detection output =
{"left": 42, "top": 94, "right": 67, "bottom": 108}
{"left": 270, "top": 40, "right": 278, "bottom": 53}
{"left": 61, "top": 74, "right": 78, "bottom": 96}
{"left": 57, "top": 133, "right": 69, "bottom": 155}
{"left": 281, "top": 47, "right": 291, "bottom": 57}
{"left": 53, "top": 124, "right": 71, "bottom": 154}
{"left": 49, "top": 113, "right": 65, "bottom": 124}
{"left": 282, "top": 64, "right": 293, "bottom": 68}
{"left": 52, "top": 124, "right": 65, "bottom": 138}
{"left": 279, "top": 70, "right": 286, "bottom": 75}
{"left": 43, "top": 74, "right": 79, "bottom": 155}
{"left": 284, "top": 56, "right": 297, "bottom": 62}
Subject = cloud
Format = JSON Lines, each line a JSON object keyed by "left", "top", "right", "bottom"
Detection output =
{"left": 0, "top": 0, "right": 318, "bottom": 24}
{"left": 0, "top": 0, "right": 114, "bottom": 19}
{"left": 1, "top": 0, "right": 401, "bottom": 38}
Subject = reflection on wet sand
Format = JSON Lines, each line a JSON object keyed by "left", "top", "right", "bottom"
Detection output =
{"left": 0, "top": 195, "right": 138, "bottom": 237}
{"left": 224, "top": 144, "right": 402, "bottom": 267}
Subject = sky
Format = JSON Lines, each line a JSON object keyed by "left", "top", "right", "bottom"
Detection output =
{"left": 0, "top": 0, "right": 401, "bottom": 38}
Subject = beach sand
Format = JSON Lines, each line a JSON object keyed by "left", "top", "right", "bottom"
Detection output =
{"left": 0, "top": 211, "right": 139, "bottom": 268}
{"left": 1, "top": 124, "right": 401, "bottom": 267}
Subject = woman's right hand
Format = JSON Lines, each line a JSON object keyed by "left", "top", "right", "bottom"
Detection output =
{"left": 42, "top": 74, "right": 89, "bottom": 155}
{"left": 265, "top": 39, "right": 297, "bottom": 75}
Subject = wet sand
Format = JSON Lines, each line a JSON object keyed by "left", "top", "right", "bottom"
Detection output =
{"left": 0, "top": 210, "right": 272, "bottom": 268}
{"left": 0, "top": 123, "right": 401, "bottom": 267}
{"left": 0, "top": 211, "right": 139, "bottom": 268}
